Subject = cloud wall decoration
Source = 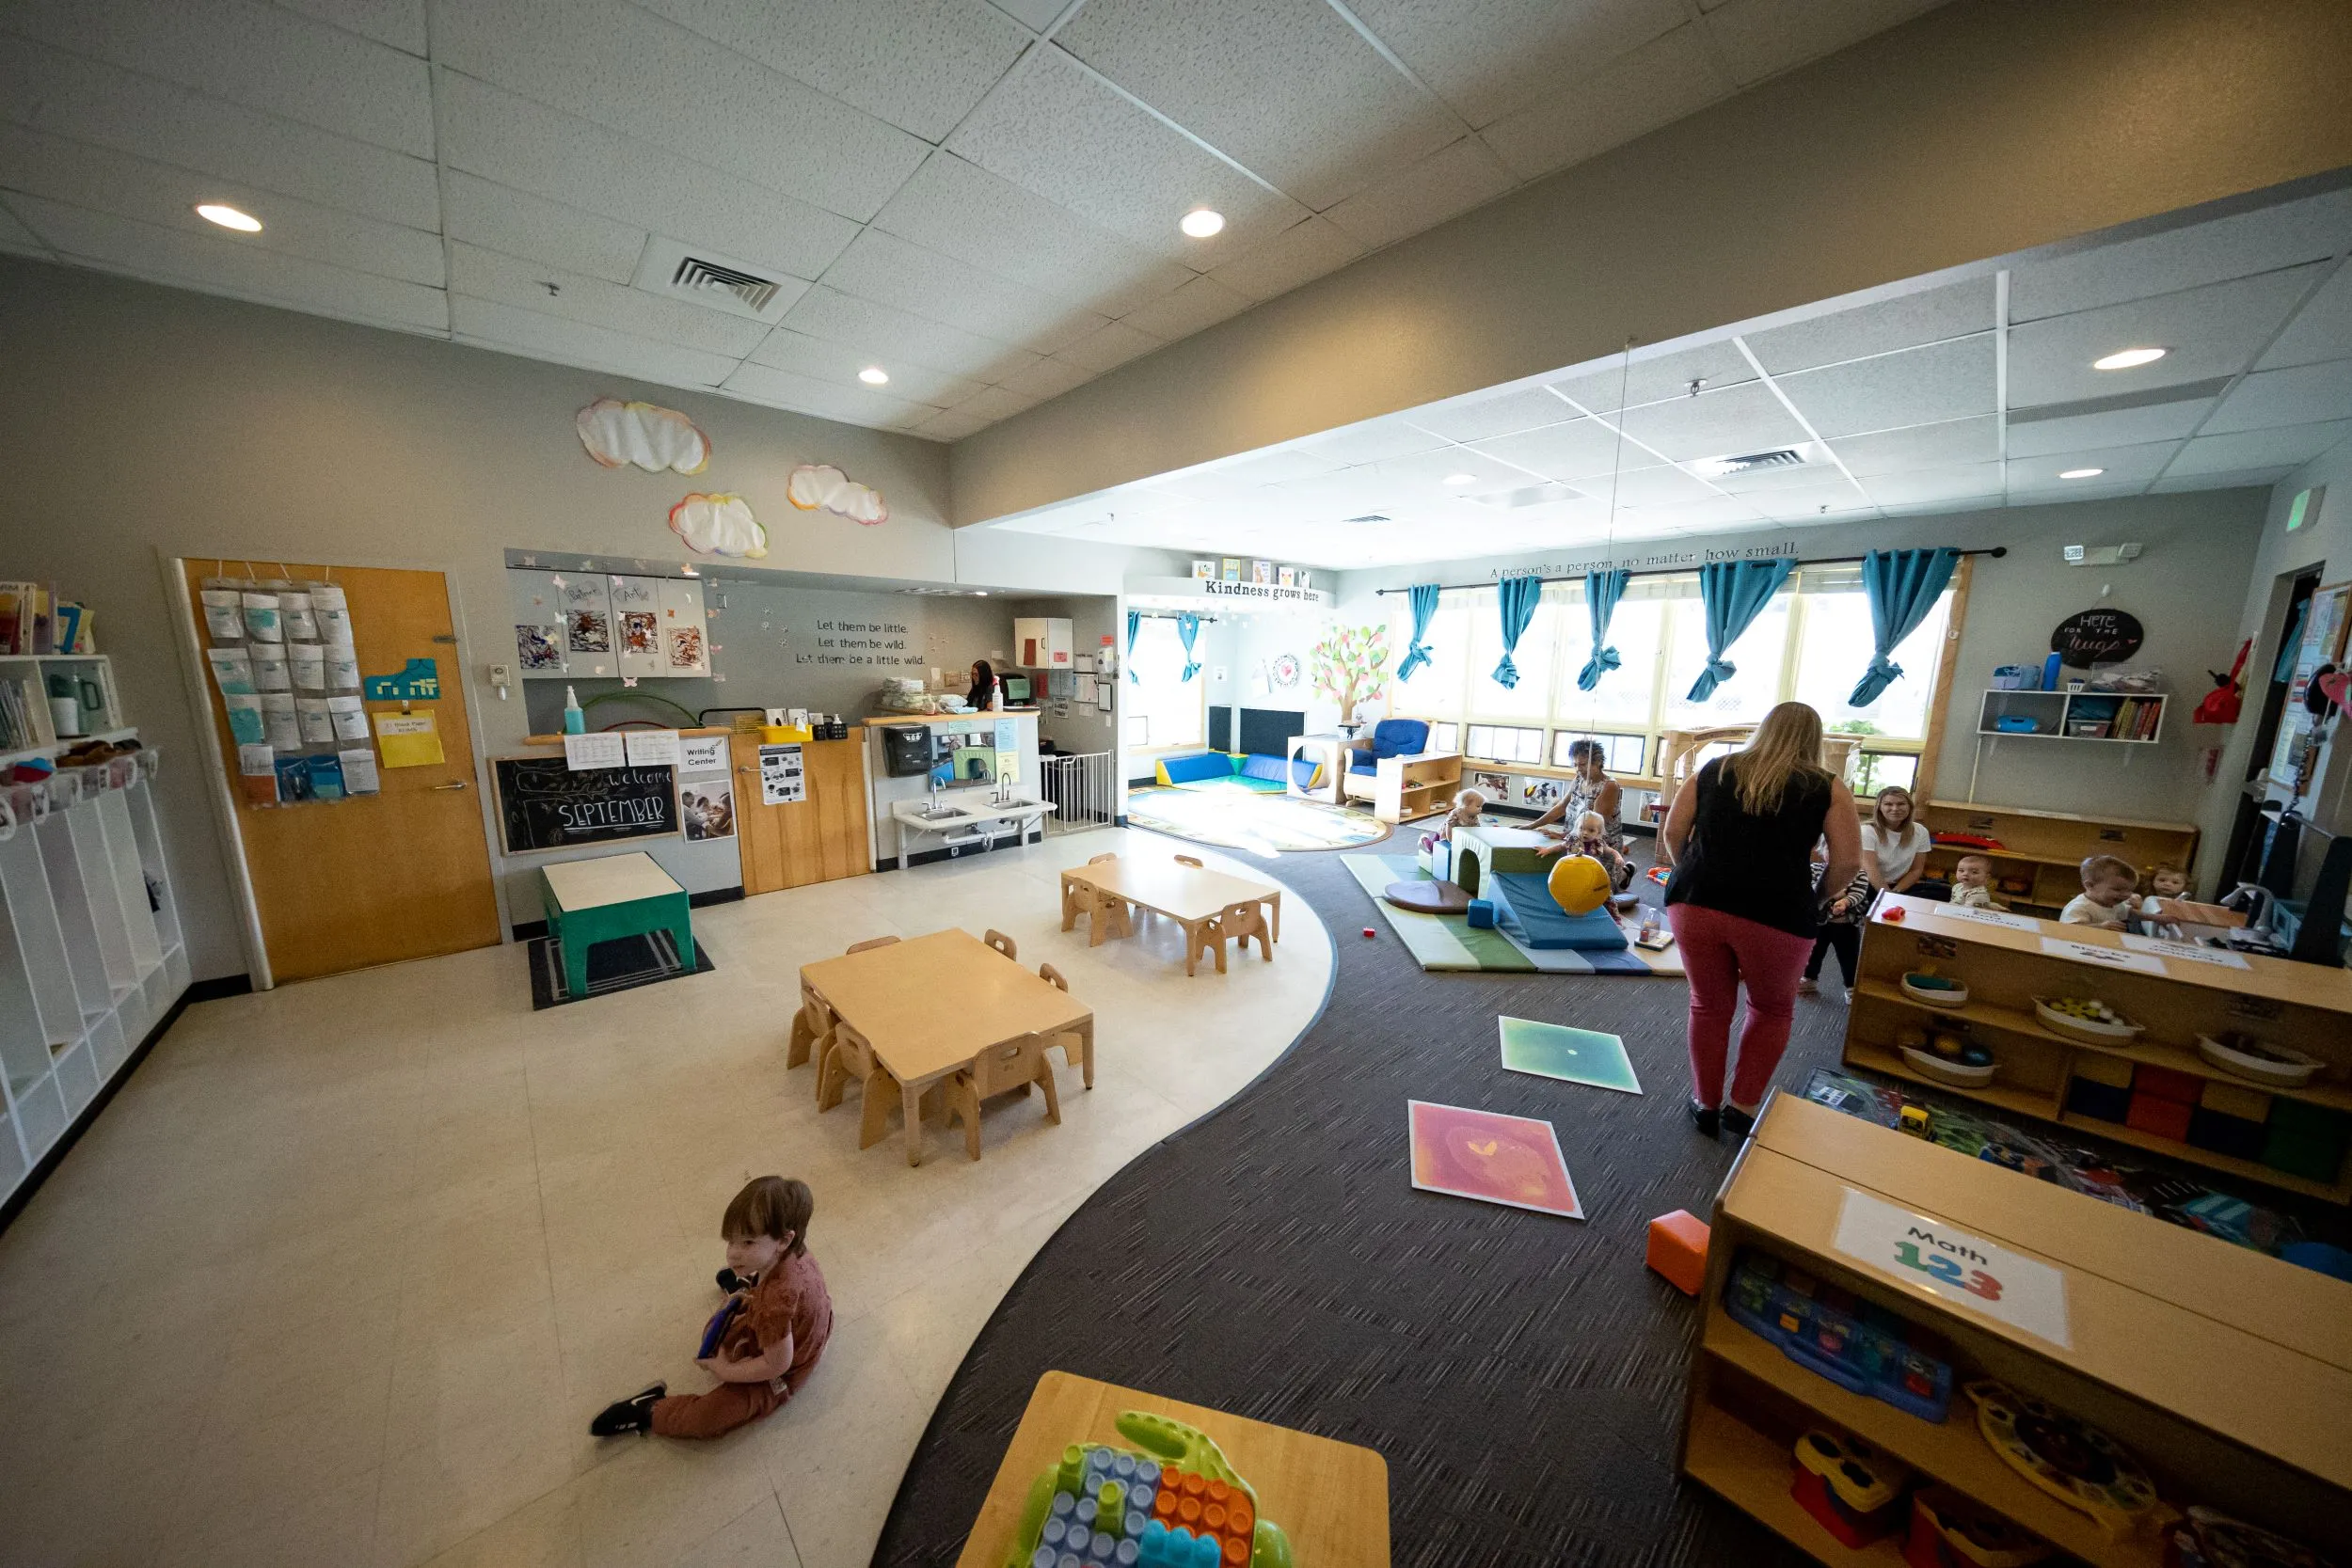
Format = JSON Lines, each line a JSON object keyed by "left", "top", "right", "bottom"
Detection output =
{"left": 668, "top": 493, "right": 767, "bottom": 559}
{"left": 577, "top": 399, "right": 710, "bottom": 474}
{"left": 787, "top": 463, "right": 888, "bottom": 526}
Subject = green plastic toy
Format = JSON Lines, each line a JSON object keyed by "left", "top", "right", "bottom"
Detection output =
{"left": 1003, "top": 1411, "right": 1296, "bottom": 1568}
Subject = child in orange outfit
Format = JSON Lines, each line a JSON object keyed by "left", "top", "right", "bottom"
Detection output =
{"left": 590, "top": 1176, "right": 833, "bottom": 1439}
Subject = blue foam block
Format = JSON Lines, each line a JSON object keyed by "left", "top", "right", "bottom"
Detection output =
{"left": 1465, "top": 898, "right": 1497, "bottom": 929}
{"left": 1237, "top": 752, "right": 1293, "bottom": 784}
{"left": 1157, "top": 752, "right": 1236, "bottom": 785}
{"left": 1489, "top": 872, "right": 1629, "bottom": 950}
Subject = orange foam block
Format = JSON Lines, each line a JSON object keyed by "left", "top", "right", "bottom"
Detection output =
{"left": 1646, "top": 1209, "right": 1710, "bottom": 1296}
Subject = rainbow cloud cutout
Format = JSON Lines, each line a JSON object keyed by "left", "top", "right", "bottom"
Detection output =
{"left": 577, "top": 398, "right": 710, "bottom": 474}
{"left": 787, "top": 463, "right": 888, "bottom": 526}
{"left": 668, "top": 493, "right": 767, "bottom": 559}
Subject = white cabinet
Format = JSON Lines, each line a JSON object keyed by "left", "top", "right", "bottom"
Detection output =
{"left": 1012, "top": 617, "right": 1074, "bottom": 670}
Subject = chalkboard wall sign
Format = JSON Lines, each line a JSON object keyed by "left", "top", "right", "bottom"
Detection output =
{"left": 2050, "top": 608, "right": 2144, "bottom": 669}
{"left": 495, "top": 756, "right": 676, "bottom": 852}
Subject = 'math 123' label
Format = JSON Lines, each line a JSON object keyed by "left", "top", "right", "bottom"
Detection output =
{"left": 1832, "top": 1189, "right": 2071, "bottom": 1347}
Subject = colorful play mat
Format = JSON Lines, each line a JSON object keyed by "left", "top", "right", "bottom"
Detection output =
{"left": 1124, "top": 783, "right": 1391, "bottom": 856}
{"left": 1343, "top": 854, "right": 1683, "bottom": 976}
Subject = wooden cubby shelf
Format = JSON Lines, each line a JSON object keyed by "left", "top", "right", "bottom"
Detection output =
{"left": 1913, "top": 800, "right": 2199, "bottom": 915}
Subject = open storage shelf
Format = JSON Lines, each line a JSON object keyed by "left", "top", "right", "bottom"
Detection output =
{"left": 1976, "top": 688, "right": 2167, "bottom": 744}
{"left": 1913, "top": 800, "right": 2198, "bottom": 916}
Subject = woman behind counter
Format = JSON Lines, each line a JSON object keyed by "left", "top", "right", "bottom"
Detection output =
{"left": 965, "top": 659, "right": 1000, "bottom": 712}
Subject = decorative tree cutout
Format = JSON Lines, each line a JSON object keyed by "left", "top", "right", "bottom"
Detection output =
{"left": 1312, "top": 624, "right": 1391, "bottom": 728}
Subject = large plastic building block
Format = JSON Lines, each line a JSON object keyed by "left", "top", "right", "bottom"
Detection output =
{"left": 1006, "top": 1417, "right": 1294, "bottom": 1568}
{"left": 1645, "top": 1210, "right": 1709, "bottom": 1296}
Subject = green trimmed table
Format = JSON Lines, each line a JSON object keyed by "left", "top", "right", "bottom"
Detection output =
{"left": 540, "top": 851, "right": 693, "bottom": 1000}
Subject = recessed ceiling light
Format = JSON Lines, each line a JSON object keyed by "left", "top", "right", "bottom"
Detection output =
{"left": 1443, "top": 472, "right": 1479, "bottom": 486}
{"left": 1179, "top": 208, "right": 1225, "bottom": 239}
{"left": 195, "top": 202, "right": 262, "bottom": 233}
{"left": 858, "top": 366, "right": 889, "bottom": 385}
{"left": 2059, "top": 467, "right": 2106, "bottom": 480}
{"left": 2092, "top": 347, "right": 2166, "bottom": 371}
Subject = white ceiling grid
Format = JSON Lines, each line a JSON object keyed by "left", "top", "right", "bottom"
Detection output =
{"left": 993, "top": 186, "right": 2352, "bottom": 568}
{"left": 0, "top": 0, "right": 1946, "bottom": 440}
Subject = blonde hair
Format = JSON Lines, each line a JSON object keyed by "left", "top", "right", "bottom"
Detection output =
{"left": 1454, "top": 788, "right": 1486, "bottom": 813}
{"left": 1871, "top": 785, "right": 1919, "bottom": 839}
{"left": 2146, "top": 861, "right": 2187, "bottom": 889}
{"left": 2080, "top": 854, "right": 2136, "bottom": 890}
{"left": 1724, "top": 702, "right": 1829, "bottom": 816}
{"left": 1575, "top": 811, "right": 1607, "bottom": 837}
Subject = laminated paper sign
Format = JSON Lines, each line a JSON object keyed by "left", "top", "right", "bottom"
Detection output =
{"left": 1833, "top": 1188, "right": 2070, "bottom": 1346}
{"left": 759, "top": 743, "right": 805, "bottom": 804}
{"left": 374, "top": 711, "right": 445, "bottom": 768}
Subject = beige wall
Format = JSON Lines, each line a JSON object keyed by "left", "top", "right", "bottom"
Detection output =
{"left": 951, "top": 0, "right": 2352, "bottom": 526}
{"left": 0, "top": 257, "right": 1163, "bottom": 979}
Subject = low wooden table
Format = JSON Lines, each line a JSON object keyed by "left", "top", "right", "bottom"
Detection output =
{"left": 955, "top": 1370, "right": 1391, "bottom": 1568}
{"left": 539, "top": 851, "right": 692, "bottom": 1001}
{"left": 798, "top": 929, "right": 1094, "bottom": 1165}
{"left": 1060, "top": 858, "right": 1283, "bottom": 975}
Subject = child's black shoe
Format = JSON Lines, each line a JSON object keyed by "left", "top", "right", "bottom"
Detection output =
{"left": 589, "top": 1382, "right": 665, "bottom": 1436}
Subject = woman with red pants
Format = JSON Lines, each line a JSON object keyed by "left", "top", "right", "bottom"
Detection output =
{"left": 1660, "top": 702, "right": 1861, "bottom": 1138}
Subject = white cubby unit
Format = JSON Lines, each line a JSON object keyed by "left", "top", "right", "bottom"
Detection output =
{"left": 0, "top": 756, "right": 185, "bottom": 1211}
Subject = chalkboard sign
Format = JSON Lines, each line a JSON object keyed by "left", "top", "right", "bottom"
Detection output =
{"left": 2050, "top": 608, "right": 2144, "bottom": 669}
{"left": 495, "top": 757, "right": 675, "bottom": 852}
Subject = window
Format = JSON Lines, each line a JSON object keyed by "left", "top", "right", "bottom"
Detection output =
{"left": 1791, "top": 572, "right": 1950, "bottom": 742}
{"left": 1851, "top": 752, "right": 1919, "bottom": 796}
{"left": 1465, "top": 594, "right": 1558, "bottom": 721}
{"left": 1465, "top": 724, "right": 1545, "bottom": 764}
{"left": 1551, "top": 594, "right": 1665, "bottom": 732}
{"left": 1123, "top": 616, "right": 1204, "bottom": 750}
{"left": 1393, "top": 595, "right": 1473, "bottom": 720}
{"left": 1661, "top": 591, "right": 1793, "bottom": 729}
{"left": 1554, "top": 731, "right": 1646, "bottom": 775}
{"left": 1427, "top": 721, "right": 1459, "bottom": 752}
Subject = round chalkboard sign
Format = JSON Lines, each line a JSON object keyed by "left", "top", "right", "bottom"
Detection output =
{"left": 2050, "top": 608, "right": 2144, "bottom": 669}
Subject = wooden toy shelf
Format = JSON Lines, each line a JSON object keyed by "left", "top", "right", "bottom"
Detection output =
{"left": 1680, "top": 1096, "right": 2352, "bottom": 1567}
{"left": 1915, "top": 800, "right": 2198, "bottom": 916}
{"left": 1843, "top": 894, "right": 2352, "bottom": 1202}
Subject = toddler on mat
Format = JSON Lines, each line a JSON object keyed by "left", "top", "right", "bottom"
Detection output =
{"left": 591, "top": 1175, "right": 833, "bottom": 1439}
{"left": 1442, "top": 788, "right": 1487, "bottom": 836}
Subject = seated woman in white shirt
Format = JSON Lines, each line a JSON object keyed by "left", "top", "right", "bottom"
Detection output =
{"left": 1861, "top": 785, "right": 1932, "bottom": 896}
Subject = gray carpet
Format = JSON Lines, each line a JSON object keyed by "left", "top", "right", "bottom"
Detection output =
{"left": 873, "top": 832, "right": 1833, "bottom": 1567}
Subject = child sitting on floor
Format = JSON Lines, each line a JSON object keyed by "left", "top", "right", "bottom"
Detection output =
{"left": 1947, "top": 853, "right": 1999, "bottom": 909}
{"left": 591, "top": 1175, "right": 833, "bottom": 1439}
{"left": 2060, "top": 854, "right": 2137, "bottom": 929}
{"left": 1441, "top": 788, "right": 1487, "bottom": 838}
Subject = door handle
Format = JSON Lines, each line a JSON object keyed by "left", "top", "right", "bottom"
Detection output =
{"left": 432, "top": 780, "right": 469, "bottom": 791}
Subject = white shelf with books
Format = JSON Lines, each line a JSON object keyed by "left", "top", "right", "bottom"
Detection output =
{"left": 1975, "top": 688, "right": 2167, "bottom": 744}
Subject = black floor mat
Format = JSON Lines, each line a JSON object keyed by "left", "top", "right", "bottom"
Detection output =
{"left": 525, "top": 929, "right": 714, "bottom": 1009}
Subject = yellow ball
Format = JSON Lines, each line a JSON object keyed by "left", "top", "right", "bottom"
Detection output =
{"left": 1547, "top": 853, "right": 1612, "bottom": 916}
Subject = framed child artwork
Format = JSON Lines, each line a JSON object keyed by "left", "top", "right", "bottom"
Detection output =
{"left": 1192, "top": 560, "right": 1216, "bottom": 579}
{"left": 1278, "top": 566, "right": 1296, "bottom": 587}
{"left": 1221, "top": 558, "right": 1242, "bottom": 581}
{"left": 1252, "top": 560, "right": 1273, "bottom": 583}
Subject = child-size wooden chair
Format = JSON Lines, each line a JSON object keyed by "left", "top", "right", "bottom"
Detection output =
{"left": 816, "top": 1020, "right": 898, "bottom": 1149}
{"left": 1037, "top": 964, "right": 1087, "bottom": 1074}
{"left": 946, "top": 1031, "right": 1060, "bottom": 1161}
{"left": 787, "top": 980, "right": 834, "bottom": 1069}
{"left": 984, "top": 927, "right": 1017, "bottom": 960}
{"left": 1191, "top": 898, "right": 1272, "bottom": 975}
{"left": 847, "top": 935, "right": 899, "bottom": 954}
{"left": 1088, "top": 852, "right": 1119, "bottom": 863}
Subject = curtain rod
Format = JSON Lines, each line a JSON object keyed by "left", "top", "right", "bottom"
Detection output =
{"left": 1371, "top": 546, "right": 2006, "bottom": 596}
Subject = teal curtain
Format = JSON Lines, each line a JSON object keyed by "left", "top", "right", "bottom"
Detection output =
{"left": 1125, "top": 609, "right": 1140, "bottom": 685}
{"left": 1686, "top": 559, "right": 1794, "bottom": 701}
{"left": 1576, "top": 569, "right": 1630, "bottom": 691}
{"left": 1849, "top": 547, "right": 1960, "bottom": 705}
{"left": 1176, "top": 613, "right": 1201, "bottom": 681}
{"left": 1395, "top": 583, "right": 1439, "bottom": 681}
{"left": 1491, "top": 576, "right": 1542, "bottom": 689}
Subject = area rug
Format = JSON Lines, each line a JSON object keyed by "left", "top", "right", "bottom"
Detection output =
{"left": 526, "top": 928, "right": 715, "bottom": 1008}
{"left": 1342, "top": 854, "right": 1684, "bottom": 975}
{"left": 1126, "top": 783, "right": 1391, "bottom": 856}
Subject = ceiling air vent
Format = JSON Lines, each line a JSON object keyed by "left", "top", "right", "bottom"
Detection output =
{"left": 631, "top": 236, "right": 796, "bottom": 323}
{"left": 1343, "top": 514, "right": 1392, "bottom": 525}
{"left": 1688, "top": 447, "right": 1811, "bottom": 479}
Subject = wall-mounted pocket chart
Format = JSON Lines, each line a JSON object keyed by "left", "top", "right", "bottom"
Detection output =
{"left": 199, "top": 578, "right": 377, "bottom": 807}
{"left": 509, "top": 570, "right": 707, "bottom": 678}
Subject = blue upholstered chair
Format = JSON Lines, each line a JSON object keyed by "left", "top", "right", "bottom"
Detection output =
{"left": 1347, "top": 719, "right": 1430, "bottom": 776}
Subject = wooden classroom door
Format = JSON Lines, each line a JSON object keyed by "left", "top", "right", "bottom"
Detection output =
{"left": 730, "top": 735, "right": 871, "bottom": 894}
{"left": 180, "top": 560, "right": 501, "bottom": 982}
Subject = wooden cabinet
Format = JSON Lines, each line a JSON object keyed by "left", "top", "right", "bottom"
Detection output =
{"left": 731, "top": 733, "right": 869, "bottom": 893}
{"left": 1915, "top": 800, "right": 2198, "bottom": 917}
{"left": 1343, "top": 748, "right": 1462, "bottom": 824}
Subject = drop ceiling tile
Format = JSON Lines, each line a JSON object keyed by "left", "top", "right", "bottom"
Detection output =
{"left": 1744, "top": 278, "right": 1993, "bottom": 375}
{"left": 14, "top": 193, "right": 447, "bottom": 331}
{"left": 910, "top": 405, "right": 993, "bottom": 442}
{"left": 1826, "top": 415, "right": 1999, "bottom": 475}
{"left": 271, "top": 0, "right": 427, "bottom": 55}
{"left": 449, "top": 241, "right": 772, "bottom": 356}
{"left": 1209, "top": 215, "right": 1364, "bottom": 302}
{"left": 1701, "top": 0, "right": 1943, "bottom": 87}
{"left": 1548, "top": 340, "right": 1756, "bottom": 414}
{"left": 1055, "top": 319, "right": 1165, "bottom": 374}
{"left": 440, "top": 172, "right": 645, "bottom": 285}
{"left": 0, "top": 198, "right": 46, "bottom": 254}
{"left": 454, "top": 299, "right": 736, "bottom": 385}
{"left": 946, "top": 45, "right": 1309, "bottom": 264}
{"left": 997, "top": 356, "right": 1096, "bottom": 403}
{"left": 435, "top": 0, "right": 927, "bottom": 223}
{"left": 2003, "top": 440, "right": 2177, "bottom": 493}
{"left": 2204, "top": 357, "right": 2352, "bottom": 435}
{"left": 0, "top": 0, "right": 432, "bottom": 154}
{"left": 2167, "top": 420, "right": 2352, "bottom": 477}
{"left": 985, "top": 0, "right": 1065, "bottom": 30}
{"left": 822, "top": 227, "right": 1109, "bottom": 352}
{"left": 0, "top": 36, "right": 439, "bottom": 230}
{"left": 2258, "top": 264, "right": 2352, "bottom": 372}
{"left": 871, "top": 151, "right": 1192, "bottom": 319}
{"left": 1471, "top": 417, "right": 1646, "bottom": 482}
{"left": 1415, "top": 386, "right": 1575, "bottom": 444}
{"left": 1617, "top": 380, "right": 1810, "bottom": 463}
{"left": 721, "top": 360, "right": 935, "bottom": 422}
{"left": 1344, "top": 0, "right": 1688, "bottom": 129}
{"left": 1478, "top": 24, "right": 1734, "bottom": 182}
{"left": 437, "top": 73, "right": 858, "bottom": 285}
{"left": 1057, "top": 0, "right": 1460, "bottom": 213}
{"left": 0, "top": 122, "right": 444, "bottom": 286}
{"left": 747, "top": 329, "right": 984, "bottom": 407}
{"left": 2010, "top": 185, "right": 2352, "bottom": 322}
{"left": 779, "top": 283, "right": 1041, "bottom": 384}
{"left": 1597, "top": 464, "right": 1720, "bottom": 507}
{"left": 1322, "top": 136, "right": 1518, "bottom": 253}
{"left": 1370, "top": 444, "right": 1536, "bottom": 494}
{"left": 1745, "top": 476, "right": 1875, "bottom": 519}
{"left": 1295, "top": 418, "right": 1449, "bottom": 467}
{"left": 2003, "top": 481, "right": 2142, "bottom": 507}
{"left": 2150, "top": 466, "right": 2296, "bottom": 494}
{"left": 958, "top": 384, "right": 1041, "bottom": 423}
{"left": 2007, "top": 264, "right": 2322, "bottom": 408}
{"left": 1116, "top": 273, "right": 1251, "bottom": 341}
{"left": 2003, "top": 397, "right": 2215, "bottom": 459}
{"left": 1857, "top": 461, "right": 2005, "bottom": 507}
{"left": 1775, "top": 334, "right": 1994, "bottom": 438}
{"left": 633, "top": 0, "right": 1030, "bottom": 143}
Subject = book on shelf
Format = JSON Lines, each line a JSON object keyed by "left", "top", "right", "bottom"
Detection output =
{"left": 0, "top": 582, "right": 35, "bottom": 656}
{"left": 0, "top": 674, "right": 40, "bottom": 752}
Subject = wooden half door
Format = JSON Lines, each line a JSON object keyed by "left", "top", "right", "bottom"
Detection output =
{"left": 180, "top": 560, "right": 501, "bottom": 982}
{"left": 731, "top": 734, "right": 871, "bottom": 894}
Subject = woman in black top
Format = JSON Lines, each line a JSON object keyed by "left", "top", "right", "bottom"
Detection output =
{"left": 1661, "top": 702, "right": 1862, "bottom": 1137}
{"left": 965, "top": 659, "right": 997, "bottom": 712}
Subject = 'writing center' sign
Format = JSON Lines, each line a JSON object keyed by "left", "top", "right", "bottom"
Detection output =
{"left": 495, "top": 756, "right": 676, "bottom": 852}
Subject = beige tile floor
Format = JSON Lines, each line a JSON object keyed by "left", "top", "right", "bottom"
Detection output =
{"left": 0, "top": 831, "right": 1331, "bottom": 1568}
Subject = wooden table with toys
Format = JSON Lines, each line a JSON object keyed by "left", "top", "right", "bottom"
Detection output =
{"left": 957, "top": 1370, "right": 1391, "bottom": 1568}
